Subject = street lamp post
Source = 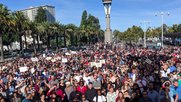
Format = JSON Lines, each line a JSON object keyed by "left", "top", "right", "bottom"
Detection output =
{"left": 155, "top": 12, "right": 169, "bottom": 48}
{"left": 102, "top": 0, "right": 112, "bottom": 43}
{"left": 141, "top": 21, "right": 150, "bottom": 48}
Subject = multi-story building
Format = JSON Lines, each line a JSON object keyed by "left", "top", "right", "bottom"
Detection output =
{"left": 19, "top": 5, "right": 55, "bottom": 23}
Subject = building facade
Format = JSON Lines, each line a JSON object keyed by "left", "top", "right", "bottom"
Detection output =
{"left": 20, "top": 5, "right": 55, "bottom": 23}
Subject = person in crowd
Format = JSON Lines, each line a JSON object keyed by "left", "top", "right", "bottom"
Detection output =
{"left": 76, "top": 81, "right": 87, "bottom": 95}
{"left": 64, "top": 81, "right": 73, "bottom": 100}
{"left": 85, "top": 82, "right": 97, "bottom": 102}
{"left": 0, "top": 43, "right": 180, "bottom": 102}
{"left": 116, "top": 91, "right": 124, "bottom": 102}
{"left": 22, "top": 93, "right": 32, "bottom": 102}
{"left": 93, "top": 89, "right": 106, "bottom": 102}
{"left": 107, "top": 85, "right": 118, "bottom": 102}
{"left": 11, "top": 92, "right": 22, "bottom": 102}
{"left": 171, "top": 80, "right": 181, "bottom": 102}
{"left": 69, "top": 86, "right": 82, "bottom": 102}
{"left": 147, "top": 82, "right": 159, "bottom": 102}
{"left": 139, "top": 90, "right": 153, "bottom": 102}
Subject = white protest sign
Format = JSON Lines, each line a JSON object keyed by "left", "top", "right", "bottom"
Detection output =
{"left": 65, "top": 52, "right": 71, "bottom": 56}
{"left": 62, "top": 58, "right": 68, "bottom": 63}
{"left": 31, "top": 57, "right": 38, "bottom": 62}
{"left": 100, "top": 59, "right": 106, "bottom": 64}
{"left": 70, "top": 51, "right": 77, "bottom": 54}
{"left": 43, "top": 54, "right": 46, "bottom": 58}
{"left": 31, "top": 68, "right": 35, "bottom": 73}
{"left": 46, "top": 57, "right": 52, "bottom": 60}
{"left": 51, "top": 59, "right": 56, "bottom": 62}
{"left": 90, "top": 62, "right": 96, "bottom": 67}
{"left": 95, "top": 62, "right": 102, "bottom": 68}
{"left": 19, "top": 66, "right": 28, "bottom": 72}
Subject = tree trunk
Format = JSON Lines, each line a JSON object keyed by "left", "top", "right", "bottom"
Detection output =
{"left": 36, "top": 34, "right": 40, "bottom": 49}
{"left": 24, "top": 34, "right": 27, "bottom": 50}
{"left": 47, "top": 35, "right": 50, "bottom": 49}
{"left": 64, "top": 30, "right": 66, "bottom": 47}
{"left": 56, "top": 33, "right": 59, "bottom": 48}
{"left": 32, "top": 34, "right": 36, "bottom": 54}
{"left": 19, "top": 34, "right": 23, "bottom": 51}
{"left": 76, "top": 35, "right": 78, "bottom": 46}
{"left": 0, "top": 35, "right": 4, "bottom": 62}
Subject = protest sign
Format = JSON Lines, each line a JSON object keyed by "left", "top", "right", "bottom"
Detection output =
{"left": 19, "top": 66, "right": 28, "bottom": 72}
{"left": 46, "top": 57, "right": 52, "bottom": 60}
{"left": 146, "top": 59, "right": 152, "bottom": 64}
{"left": 31, "top": 68, "right": 35, "bottom": 73}
{"left": 62, "top": 58, "right": 68, "bottom": 63}
{"left": 70, "top": 51, "right": 77, "bottom": 54}
{"left": 65, "top": 52, "right": 71, "bottom": 56}
{"left": 95, "top": 62, "right": 102, "bottom": 68}
{"left": 100, "top": 59, "right": 106, "bottom": 64}
{"left": 90, "top": 62, "right": 96, "bottom": 67}
{"left": 31, "top": 57, "right": 38, "bottom": 62}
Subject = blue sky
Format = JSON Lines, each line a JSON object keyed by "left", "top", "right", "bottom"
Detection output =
{"left": 1, "top": 0, "right": 181, "bottom": 31}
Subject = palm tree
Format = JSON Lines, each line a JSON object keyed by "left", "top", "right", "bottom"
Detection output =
{"left": 61, "top": 24, "right": 67, "bottom": 47}
{"left": 13, "top": 11, "right": 28, "bottom": 51}
{"left": 50, "top": 22, "right": 62, "bottom": 48}
{"left": 0, "top": 4, "right": 12, "bottom": 62}
{"left": 27, "top": 21, "right": 37, "bottom": 54}
{"left": 37, "top": 23, "right": 45, "bottom": 49}
{"left": 66, "top": 24, "right": 78, "bottom": 46}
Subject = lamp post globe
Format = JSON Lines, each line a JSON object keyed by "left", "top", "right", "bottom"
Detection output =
{"left": 102, "top": 0, "right": 112, "bottom": 43}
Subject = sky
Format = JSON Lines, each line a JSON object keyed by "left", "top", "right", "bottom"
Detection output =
{"left": 1, "top": 0, "right": 181, "bottom": 31}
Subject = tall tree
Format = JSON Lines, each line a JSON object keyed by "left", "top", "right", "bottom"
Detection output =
{"left": 35, "top": 7, "right": 47, "bottom": 23}
{"left": 113, "top": 30, "right": 120, "bottom": 42}
{"left": 13, "top": 11, "right": 29, "bottom": 51}
{"left": 27, "top": 21, "right": 37, "bottom": 54}
{"left": 0, "top": 4, "right": 10, "bottom": 61}
{"left": 66, "top": 24, "right": 78, "bottom": 46}
{"left": 79, "top": 10, "right": 88, "bottom": 44}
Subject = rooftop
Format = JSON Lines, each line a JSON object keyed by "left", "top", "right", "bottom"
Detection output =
{"left": 19, "top": 5, "right": 54, "bottom": 11}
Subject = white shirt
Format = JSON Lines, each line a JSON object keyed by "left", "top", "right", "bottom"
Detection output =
{"left": 93, "top": 95, "right": 106, "bottom": 102}
{"left": 83, "top": 76, "right": 91, "bottom": 85}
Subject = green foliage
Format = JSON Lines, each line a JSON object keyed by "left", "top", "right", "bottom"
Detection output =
{"left": 79, "top": 10, "right": 102, "bottom": 44}
{"left": 80, "top": 10, "right": 87, "bottom": 30}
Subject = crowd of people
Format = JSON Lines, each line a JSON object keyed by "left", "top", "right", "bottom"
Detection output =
{"left": 0, "top": 43, "right": 180, "bottom": 102}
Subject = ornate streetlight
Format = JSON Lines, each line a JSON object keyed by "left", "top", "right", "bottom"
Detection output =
{"left": 102, "top": 0, "right": 112, "bottom": 43}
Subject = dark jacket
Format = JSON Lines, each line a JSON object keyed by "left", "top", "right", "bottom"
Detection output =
{"left": 85, "top": 88, "right": 97, "bottom": 102}
{"left": 69, "top": 91, "right": 82, "bottom": 102}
